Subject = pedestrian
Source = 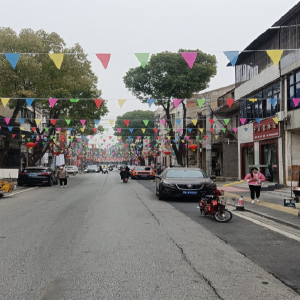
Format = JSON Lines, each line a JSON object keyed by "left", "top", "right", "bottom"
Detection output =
{"left": 212, "top": 159, "right": 216, "bottom": 175}
{"left": 215, "top": 161, "right": 221, "bottom": 176}
{"left": 244, "top": 167, "right": 266, "bottom": 203}
{"left": 56, "top": 165, "right": 68, "bottom": 188}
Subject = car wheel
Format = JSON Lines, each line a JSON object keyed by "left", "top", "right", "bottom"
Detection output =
{"left": 18, "top": 182, "right": 24, "bottom": 186}
{"left": 159, "top": 187, "right": 166, "bottom": 201}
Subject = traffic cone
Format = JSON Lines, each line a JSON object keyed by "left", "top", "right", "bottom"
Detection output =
{"left": 236, "top": 196, "right": 244, "bottom": 211}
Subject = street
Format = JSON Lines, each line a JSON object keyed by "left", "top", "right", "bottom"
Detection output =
{"left": 0, "top": 170, "right": 299, "bottom": 300}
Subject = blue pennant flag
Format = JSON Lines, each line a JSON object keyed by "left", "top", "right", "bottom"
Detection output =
{"left": 8, "top": 126, "right": 13, "bottom": 131}
{"left": 223, "top": 51, "right": 239, "bottom": 66}
{"left": 44, "top": 138, "right": 47, "bottom": 141}
{"left": 255, "top": 118, "right": 261, "bottom": 124}
{"left": 269, "top": 98, "right": 277, "bottom": 108}
{"left": 68, "top": 128, "right": 72, "bottom": 132}
{"left": 188, "top": 128, "right": 192, "bottom": 133}
{"left": 5, "top": 53, "right": 20, "bottom": 69}
{"left": 31, "top": 135, "right": 35, "bottom": 138}
{"left": 128, "top": 128, "right": 133, "bottom": 133}
{"left": 172, "top": 139, "right": 176, "bottom": 143}
{"left": 94, "top": 119, "right": 100, "bottom": 125}
{"left": 19, "top": 118, "right": 25, "bottom": 123}
{"left": 244, "top": 128, "right": 248, "bottom": 132}
{"left": 127, "top": 136, "right": 131, "bottom": 141}
{"left": 176, "top": 120, "right": 181, "bottom": 126}
{"left": 147, "top": 99, "right": 156, "bottom": 108}
{"left": 26, "top": 98, "right": 34, "bottom": 106}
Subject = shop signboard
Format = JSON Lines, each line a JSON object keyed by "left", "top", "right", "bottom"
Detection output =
{"left": 253, "top": 118, "right": 280, "bottom": 141}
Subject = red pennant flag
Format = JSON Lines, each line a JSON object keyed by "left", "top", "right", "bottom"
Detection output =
{"left": 123, "top": 120, "right": 130, "bottom": 127}
{"left": 109, "top": 136, "right": 112, "bottom": 139}
{"left": 93, "top": 128, "right": 97, "bottom": 133}
{"left": 103, "top": 139, "right": 106, "bottom": 142}
{"left": 153, "top": 128, "right": 158, "bottom": 133}
{"left": 209, "top": 119, "right": 214, "bottom": 125}
{"left": 31, "top": 127, "right": 36, "bottom": 132}
{"left": 210, "top": 128, "right": 214, "bottom": 133}
{"left": 50, "top": 119, "right": 56, "bottom": 126}
{"left": 205, "top": 135, "right": 209, "bottom": 139}
{"left": 226, "top": 99, "right": 235, "bottom": 108}
{"left": 157, "top": 136, "right": 161, "bottom": 140}
{"left": 12, "top": 134, "right": 16, "bottom": 138}
{"left": 96, "top": 54, "right": 111, "bottom": 69}
{"left": 94, "top": 99, "right": 103, "bottom": 108}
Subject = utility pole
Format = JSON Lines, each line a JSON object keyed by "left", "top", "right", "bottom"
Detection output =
{"left": 205, "top": 98, "right": 212, "bottom": 177}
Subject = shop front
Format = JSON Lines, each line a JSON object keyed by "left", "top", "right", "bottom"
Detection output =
{"left": 253, "top": 118, "right": 280, "bottom": 183}
{"left": 240, "top": 142, "right": 254, "bottom": 179}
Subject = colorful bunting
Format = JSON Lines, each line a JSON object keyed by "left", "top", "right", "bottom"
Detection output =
{"left": 233, "top": 128, "right": 237, "bottom": 133}
{"left": 266, "top": 50, "right": 283, "bottom": 66}
{"left": 80, "top": 120, "right": 86, "bottom": 126}
{"left": 49, "top": 98, "right": 58, "bottom": 108}
{"left": 4, "top": 118, "right": 10, "bottom": 125}
{"left": 270, "top": 98, "right": 277, "bottom": 107}
{"left": 240, "top": 118, "right": 246, "bottom": 125}
{"left": 118, "top": 99, "right": 127, "bottom": 108}
{"left": 273, "top": 117, "right": 279, "bottom": 124}
{"left": 197, "top": 99, "right": 205, "bottom": 108}
{"left": 192, "top": 119, "right": 197, "bottom": 126}
{"left": 48, "top": 53, "right": 64, "bottom": 69}
{"left": 249, "top": 98, "right": 257, "bottom": 103}
{"left": 173, "top": 99, "right": 182, "bottom": 108}
{"left": 293, "top": 98, "right": 300, "bottom": 107}
{"left": 1, "top": 98, "right": 9, "bottom": 107}
{"left": 209, "top": 119, "right": 214, "bottom": 125}
{"left": 70, "top": 98, "right": 79, "bottom": 103}
{"left": 255, "top": 118, "right": 261, "bottom": 124}
{"left": 223, "top": 51, "right": 239, "bottom": 66}
{"left": 96, "top": 54, "right": 111, "bottom": 69}
{"left": 95, "top": 99, "right": 103, "bottom": 108}
{"left": 160, "top": 120, "right": 166, "bottom": 126}
{"left": 65, "top": 119, "right": 71, "bottom": 125}
{"left": 135, "top": 53, "right": 150, "bottom": 68}
{"left": 5, "top": 53, "right": 20, "bottom": 69}
{"left": 108, "top": 120, "right": 114, "bottom": 126}
{"left": 181, "top": 52, "right": 197, "bottom": 68}
{"left": 147, "top": 99, "right": 156, "bottom": 107}
{"left": 123, "top": 120, "right": 130, "bottom": 126}
{"left": 35, "top": 119, "right": 41, "bottom": 126}
{"left": 224, "top": 119, "right": 230, "bottom": 125}
{"left": 226, "top": 99, "right": 234, "bottom": 108}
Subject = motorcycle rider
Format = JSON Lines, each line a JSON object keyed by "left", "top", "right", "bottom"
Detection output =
{"left": 120, "top": 166, "right": 130, "bottom": 180}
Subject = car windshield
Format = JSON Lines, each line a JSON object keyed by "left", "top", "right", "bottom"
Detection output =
{"left": 135, "top": 167, "right": 152, "bottom": 171}
{"left": 25, "top": 169, "right": 47, "bottom": 173}
{"left": 166, "top": 169, "right": 207, "bottom": 178}
{"left": 88, "top": 165, "right": 97, "bottom": 169}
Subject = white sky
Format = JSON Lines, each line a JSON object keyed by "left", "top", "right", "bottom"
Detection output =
{"left": 2, "top": 0, "right": 299, "bottom": 145}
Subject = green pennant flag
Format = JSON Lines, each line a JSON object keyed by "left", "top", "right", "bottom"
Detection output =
{"left": 27, "top": 138, "right": 30, "bottom": 141}
{"left": 105, "top": 128, "right": 109, "bottom": 132}
{"left": 70, "top": 98, "right": 79, "bottom": 103}
{"left": 143, "top": 120, "right": 149, "bottom": 126}
{"left": 167, "top": 128, "right": 171, "bottom": 131}
{"left": 222, "top": 128, "right": 226, "bottom": 133}
{"left": 44, "top": 127, "right": 49, "bottom": 132}
{"left": 147, "top": 136, "right": 150, "bottom": 139}
{"left": 100, "top": 136, "right": 103, "bottom": 139}
{"left": 224, "top": 119, "right": 230, "bottom": 125}
{"left": 197, "top": 99, "right": 206, "bottom": 108}
{"left": 196, "top": 135, "right": 199, "bottom": 139}
{"left": 135, "top": 53, "right": 150, "bottom": 68}
{"left": 65, "top": 119, "right": 71, "bottom": 125}
{"left": 156, "top": 139, "right": 159, "bottom": 143}
{"left": 50, "top": 135, "right": 54, "bottom": 139}
{"left": 199, "top": 139, "right": 202, "bottom": 143}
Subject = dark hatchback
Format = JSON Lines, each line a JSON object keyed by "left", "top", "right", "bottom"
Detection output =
{"left": 18, "top": 167, "right": 57, "bottom": 187}
{"left": 155, "top": 167, "right": 216, "bottom": 200}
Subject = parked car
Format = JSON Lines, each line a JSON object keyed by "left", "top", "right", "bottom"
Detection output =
{"left": 85, "top": 165, "right": 100, "bottom": 173}
{"left": 66, "top": 166, "right": 79, "bottom": 174}
{"left": 18, "top": 167, "right": 58, "bottom": 187}
{"left": 131, "top": 166, "right": 155, "bottom": 179}
{"left": 155, "top": 167, "right": 216, "bottom": 201}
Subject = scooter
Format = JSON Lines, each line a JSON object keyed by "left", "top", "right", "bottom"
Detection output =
{"left": 102, "top": 169, "right": 108, "bottom": 174}
{"left": 199, "top": 189, "right": 232, "bottom": 222}
{"left": 123, "top": 177, "right": 128, "bottom": 183}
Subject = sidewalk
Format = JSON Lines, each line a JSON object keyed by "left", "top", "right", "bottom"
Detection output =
{"left": 217, "top": 182, "right": 300, "bottom": 230}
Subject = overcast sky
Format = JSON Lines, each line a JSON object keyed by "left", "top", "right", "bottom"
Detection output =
{"left": 2, "top": 0, "right": 299, "bottom": 143}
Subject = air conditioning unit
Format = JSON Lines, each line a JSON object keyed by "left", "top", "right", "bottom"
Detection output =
{"left": 276, "top": 111, "right": 288, "bottom": 121}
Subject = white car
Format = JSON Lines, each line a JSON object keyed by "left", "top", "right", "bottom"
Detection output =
{"left": 66, "top": 166, "right": 79, "bottom": 174}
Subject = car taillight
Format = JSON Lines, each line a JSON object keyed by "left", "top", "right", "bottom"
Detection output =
{"left": 41, "top": 172, "right": 50, "bottom": 175}
{"left": 19, "top": 172, "right": 25, "bottom": 175}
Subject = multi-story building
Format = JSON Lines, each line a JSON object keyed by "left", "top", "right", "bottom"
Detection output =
{"left": 235, "top": 1, "right": 300, "bottom": 185}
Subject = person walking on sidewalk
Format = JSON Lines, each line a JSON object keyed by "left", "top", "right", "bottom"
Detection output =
{"left": 215, "top": 161, "right": 221, "bottom": 176}
{"left": 244, "top": 167, "right": 266, "bottom": 203}
{"left": 56, "top": 165, "right": 68, "bottom": 188}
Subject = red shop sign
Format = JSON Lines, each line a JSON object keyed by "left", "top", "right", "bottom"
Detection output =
{"left": 253, "top": 118, "right": 280, "bottom": 141}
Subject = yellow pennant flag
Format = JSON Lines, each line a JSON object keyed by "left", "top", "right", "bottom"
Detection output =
{"left": 199, "top": 128, "right": 204, "bottom": 133}
{"left": 48, "top": 53, "right": 64, "bottom": 69}
{"left": 249, "top": 98, "right": 257, "bottom": 103}
{"left": 95, "top": 139, "right": 97, "bottom": 142}
{"left": 118, "top": 99, "right": 127, "bottom": 108}
{"left": 132, "top": 144, "right": 136, "bottom": 146}
{"left": 35, "top": 119, "right": 41, "bottom": 126}
{"left": 21, "top": 135, "right": 25, "bottom": 138}
{"left": 136, "top": 139, "right": 140, "bottom": 142}
{"left": 20, "top": 127, "right": 24, "bottom": 130}
{"left": 71, "top": 136, "right": 74, "bottom": 139}
{"left": 53, "top": 139, "right": 56, "bottom": 142}
{"left": 117, "top": 136, "right": 122, "bottom": 140}
{"left": 1, "top": 98, "right": 10, "bottom": 107}
{"left": 80, "top": 128, "right": 84, "bottom": 132}
{"left": 273, "top": 117, "right": 279, "bottom": 124}
{"left": 181, "top": 140, "right": 184, "bottom": 143}
{"left": 167, "top": 136, "right": 171, "bottom": 140}
{"left": 266, "top": 50, "right": 283, "bottom": 66}
{"left": 141, "top": 128, "right": 146, "bottom": 133}
{"left": 192, "top": 119, "right": 197, "bottom": 126}
{"left": 108, "top": 119, "right": 115, "bottom": 126}
{"left": 215, "top": 135, "right": 219, "bottom": 139}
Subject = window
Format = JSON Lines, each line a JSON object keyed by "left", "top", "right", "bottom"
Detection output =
{"left": 288, "top": 69, "right": 300, "bottom": 111}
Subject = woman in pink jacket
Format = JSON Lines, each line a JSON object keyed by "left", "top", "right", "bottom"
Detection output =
{"left": 244, "top": 167, "right": 266, "bottom": 203}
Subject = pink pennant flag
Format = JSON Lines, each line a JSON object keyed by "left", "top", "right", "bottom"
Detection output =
{"left": 160, "top": 119, "right": 166, "bottom": 126}
{"left": 173, "top": 99, "right": 182, "bottom": 108}
{"left": 90, "top": 136, "right": 93, "bottom": 139}
{"left": 36, "top": 138, "right": 39, "bottom": 141}
{"left": 137, "top": 136, "right": 141, "bottom": 139}
{"left": 40, "top": 135, "right": 44, "bottom": 138}
{"left": 49, "top": 98, "right": 58, "bottom": 108}
{"left": 233, "top": 128, "right": 238, "bottom": 133}
{"left": 71, "top": 143, "right": 74, "bottom": 147}
{"left": 4, "top": 118, "right": 10, "bottom": 125}
{"left": 77, "top": 138, "right": 81, "bottom": 142}
{"left": 96, "top": 54, "right": 111, "bottom": 69}
{"left": 293, "top": 98, "right": 300, "bottom": 107}
{"left": 240, "top": 118, "right": 246, "bottom": 125}
{"left": 186, "top": 136, "right": 190, "bottom": 140}
{"left": 80, "top": 120, "right": 86, "bottom": 126}
{"left": 178, "top": 128, "right": 182, "bottom": 133}
{"left": 181, "top": 52, "right": 197, "bottom": 68}
{"left": 117, "top": 128, "right": 122, "bottom": 133}
{"left": 56, "top": 128, "right": 61, "bottom": 132}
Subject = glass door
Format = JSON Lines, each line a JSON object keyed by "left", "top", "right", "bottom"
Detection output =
{"left": 263, "top": 144, "right": 277, "bottom": 183}
{"left": 244, "top": 147, "right": 254, "bottom": 176}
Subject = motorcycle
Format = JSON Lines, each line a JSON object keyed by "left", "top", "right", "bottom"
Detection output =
{"left": 108, "top": 166, "right": 113, "bottom": 171}
{"left": 199, "top": 189, "right": 232, "bottom": 222}
{"left": 102, "top": 169, "right": 108, "bottom": 174}
{"left": 120, "top": 169, "right": 129, "bottom": 183}
{"left": 123, "top": 177, "right": 128, "bottom": 183}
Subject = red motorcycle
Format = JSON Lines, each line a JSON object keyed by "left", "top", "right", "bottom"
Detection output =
{"left": 199, "top": 189, "right": 232, "bottom": 222}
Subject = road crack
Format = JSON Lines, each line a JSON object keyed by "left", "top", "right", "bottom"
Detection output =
{"left": 132, "top": 188, "right": 223, "bottom": 300}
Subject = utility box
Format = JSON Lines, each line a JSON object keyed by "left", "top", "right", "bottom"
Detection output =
{"left": 284, "top": 198, "right": 296, "bottom": 208}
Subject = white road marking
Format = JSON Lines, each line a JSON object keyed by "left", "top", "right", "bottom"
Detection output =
{"left": 3, "top": 187, "right": 38, "bottom": 197}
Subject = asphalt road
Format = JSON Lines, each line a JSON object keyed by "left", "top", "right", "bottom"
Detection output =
{"left": 0, "top": 170, "right": 299, "bottom": 300}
